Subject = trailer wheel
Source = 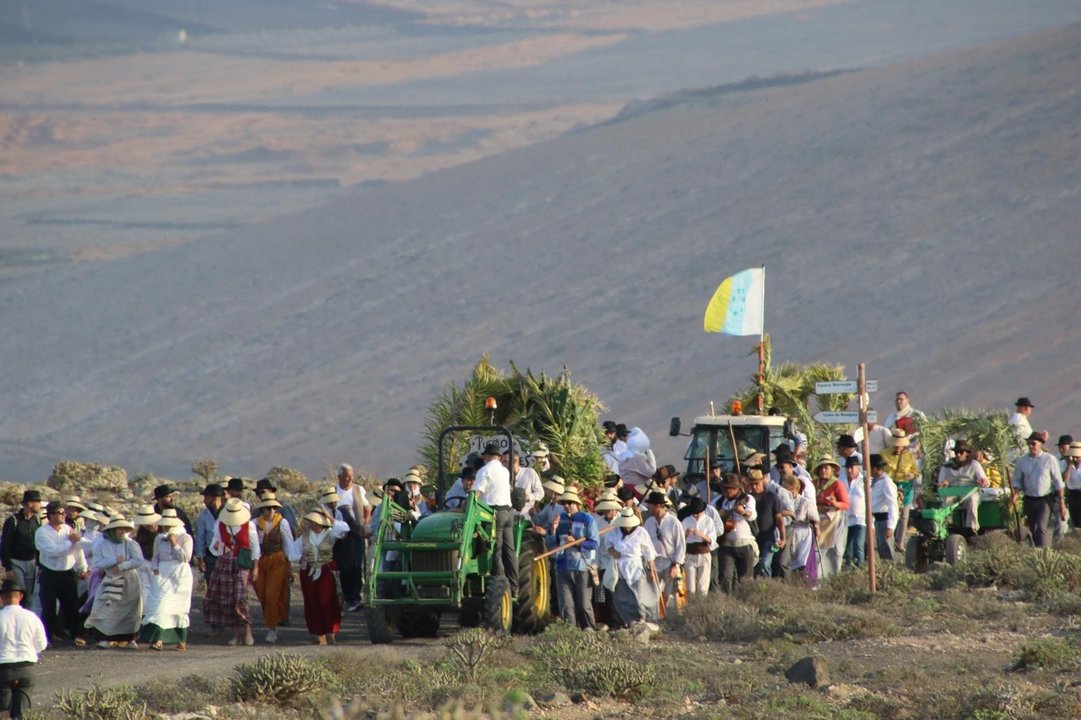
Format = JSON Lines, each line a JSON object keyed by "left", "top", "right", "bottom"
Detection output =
{"left": 484, "top": 577, "right": 512, "bottom": 633}
{"left": 945, "top": 534, "right": 967, "bottom": 565}
{"left": 366, "top": 606, "right": 396, "bottom": 644}
{"left": 904, "top": 536, "right": 928, "bottom": 573}
{"left": 398, "top": 609, "right": 441, "bottom": 638}
{"left": 513, "top": 538, "right": 551, "bottom": 634}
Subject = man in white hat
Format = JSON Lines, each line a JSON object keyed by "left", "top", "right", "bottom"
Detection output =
{"left": 547, "top": 490, "right": 599, "bottom": 630}
{"left": 532, "top": 477, "right": 565, "bottom": 539}
{"left": 473, "top": 443, "right": 517, "bottom": 589}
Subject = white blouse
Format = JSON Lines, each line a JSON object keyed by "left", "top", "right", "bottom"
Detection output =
{"left": 90, "top": 536, "right": 144, "bottom": 573}
{"left": 150, "top": 532, "right": 193, "bottom": 570}
{"left": 608, "top": 526, "right": 657, "bottom": 585}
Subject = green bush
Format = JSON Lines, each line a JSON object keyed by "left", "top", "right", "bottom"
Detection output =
{"left": 135, "top": 674, "right": 228, "bottom": 713}
{"left": 1008, "top": 638, "right": 1078, "bottom": 672}
{"left": 523, "top": 620, "right": 615, "bottom": 665}
{"left": 933, "top": 542, "right": 1081, "bottom": 600}
{"left": 444, "top": 628, "right": 510, "bottom": 682}
{"left": 56, "top": 683, "right": 148, "bottom": 720}
{"left": 230, "top": 652, "right": 334, "bottom": 706}
{"left": 559, "top": 657, "right": 655, "bottom": 698}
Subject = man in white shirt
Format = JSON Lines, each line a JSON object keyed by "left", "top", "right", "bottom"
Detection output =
{"left": 1012, "top": 432, "right": 1065, "bottom": 548}
{"left": 936, "top": 439, "right": 988, "bottom": 533}
{"left": 844, "top": 457, "right": 867, "bottom": 567}
{"left": 33, "top": 502, "right": 86, "bottom": 646}
{"left": 1008, "top": 398, "right": 1035, "bottom": 447}
{"left": 715, "top": 477, "right": 758, "bottom": 594}
{"left": 336, "top": 463, "right": 372, "bottom": 611}
{"left": 0, "top": 578, "right": 47, "bottom": 718}
{"left": 642, "top": 492, "right": 686, "bottom": 608}
{"left": 869, "top": 455, "right": 899, "bottom": 562}
{"left": 511, "top": 453, "right": 544, "bottom": 514}
{"left": 853, "top": 413, "right": 892, "bottom": 456}
{"left": 473, "top": 443, "right": 517, "bottom": 588}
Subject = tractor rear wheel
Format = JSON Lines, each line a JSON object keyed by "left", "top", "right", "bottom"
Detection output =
{"left": 512, "top": 537, "right": 551, "bottom": 634}
{"left": 366, "top": 606, "right": 397, "bottom": 644}
{"left": 484, "top": 577, "right": 513, "bottom": 633}
{"left": 904, "top": 536, "right": 928, "bottom": 573}
{"left": 398, "top": 609, "right": 441, "bottom": 638}
{"left": 945, "top": 534, "right": 967, "bottom": 565}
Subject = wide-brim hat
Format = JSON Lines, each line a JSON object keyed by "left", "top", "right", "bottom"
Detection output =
{"left": 64, "top": 495, "right": 86, "bottom": 510}
{"left": 595, "top": 499, "right": 621, "bottom": 513}
{"left": 255, "top": 478, "right": 276, "bottom": 492}
{"left": 1015, "top": 397, "right": 1035, "bottom": 408}
{"left": 557, "top": 490, "right": 583, "bottom": 505}
{"left": 0, "top": 578, "right": 26, "bottom": 595}
{"left": 201, "top": 483, "right": 225, "bottom": 497}
{"left": 598, "top": 488, "right": 618, "bottom": 502}
{"left": 814, "top": 457, "right": 841, "bottom": 474}
{"left": 687, "top": 497, "right": 706, "bottom": 515}
{"left": 303, "top": 510, "right": 333, "bottom": 528}
{"left": 952, "top": 439, "right": 972, "bottom": 454}
{"left": 869, "top": 454, "right": 887, "bottom": 469}
{"left": 20, "top": 490, "right": 42, "bottom": 504}
{"left": 644, "top": 491, "right": 670, "bottom": 507}
{"left": 612, "top": 507, "right": 640, "bottom": 529}
{"left": 532, "top": 443, "right": 549, "bottom": 458}
{"left": 720, "top": 476, "right": 743, "bottom": 490}
{"left": 219, "top": 498, "right": 251, "bottom": 527}
{"left": 153, "top": 484, "right": 178, "bottom": 500}
{"left": 403, "top": 472, "right": 423, "bottom": 486}
{"left": 843, "top": 456, "right": 862, "bottom": 468}
{"left": 1057, "top": 435, "right": 1073, "bottom": 446}
{"left": 837, "top": 434, "right": 858, "bottom": 449}
{"left": 1026, "top": 432, "right": 1045, "bottom": 444}
{"left": 78, "top": 509, "right": 104, "bottom": 524}
{"left": 226, "top": 477, "right": 247, "bottom": 492}
{"left": 318, "top": 486, "right": 341, "bottom": 505}
{"left": 255, "top": 493, "right": 282, "bottom": 510}
{"left": 888, "top": 429, "right": 911, "bottom": 447}
{"left": 134, "top": 504, "right": 163, "bottom": 526}
{"left": 103, "top": 516, "right": 135, "bottom": 532}
{"left": 157, "top": 508, "right": 183, "bottom": 527}
{"left": 1069, "top": 442, "right": 1081, "bottom": 459}
{"left": 542, "top": 478, "right": 565, "bottom": 494}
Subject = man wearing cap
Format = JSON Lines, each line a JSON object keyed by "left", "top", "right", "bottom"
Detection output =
{"left": 716, "top": 476, "right": 758, "bottom": 593}
{"left": 936, "top": 439, "right": 989, "bottom": 534}
{"left": 843, "top": 456, "right": 867, "bottom": 567}
{"left": 548, "top": 490, "right": 599, "bottom": 629}
{"left": 255, "top": 479, "right": 298, "bottom": 535}
{"left": 34, "top": 502, "right": 87, "bottom": 645}
{"left": 0, "top": 578, "right": 47, "bottom": 718}
{"left": 882, "top": 429, "right": 920, "bottom": 551}
{"left": 511, "top": 453, "right": 544, "bottom": 515}
{"left": 153, "top": 484, "right": 193, "bottom": 536}
{"left": 643, "top": 492, "right": 686, "bottom": 607}
{"left": 1009, "top": 398, "right": 1036, "bottom": 447}
{"left": 869, "top": 455, "right": 899, "bottom": 562}
{"left": 473, "top": 443, "right": 517, "bottom": 589}
{"left": 1, "top": 492, "right": 42, "bottom": 611}
{"left": 1012, "top": 433, "right": 1066, "bottom": 548}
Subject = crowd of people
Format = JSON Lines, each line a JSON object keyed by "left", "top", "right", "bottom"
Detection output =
{"left": 0, "top": 391, "right": 1076, "bottom": 716}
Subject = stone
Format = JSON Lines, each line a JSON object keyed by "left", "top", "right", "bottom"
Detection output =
{"left": 535, "top": 691, "right": 573, "bottom": 707}
{"left": 785, "top": 656, "right": 830, "bottom": 688}
{"left": 503, "top": 691, "right": 537, "bottom": 712}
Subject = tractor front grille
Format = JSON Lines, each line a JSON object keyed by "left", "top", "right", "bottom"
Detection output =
{"left": 410, "top": 550, "right": 459, "bottom": 573}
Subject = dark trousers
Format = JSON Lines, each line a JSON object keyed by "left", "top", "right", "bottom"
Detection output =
{"left": 1067, "top": 490, "right": 1081, "bottom": 529}
{"left": 39, "top": 568, "right": 82, "bottom": 641}
{"left": 1024, "top": 495, "right": 1053, "bottom": 549}
{"left": 0, "top": 662, "right": 34, "bottom": 719}
{"left": 491, "top": 508, "right": 518, "bottom": 589}
{"left": 556, "top": 568, "right": 596, "bottom": 630}
{"left": 718, "top": 544, "right": 755, "bottom": 594}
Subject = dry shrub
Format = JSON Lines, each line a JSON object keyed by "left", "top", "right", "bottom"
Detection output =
{"left": 558, "top": 658, "right": 655, "bottom": 698}
{"left": 230, "top": 652, "right": 334, "bottom": 706}
{"left": 265, "top": 466, "right": 312, "bottom": 493}
{"left": 932, "top": 541, "right": 1081, "bottom": 600}
{"left": 1008, "top": 637, "right": 1079, "bottom": 672}
{"left": 47, "top": 460, "right": 127, "bottom": 493}
{"left": 56, "top": 682, "right": 148, "bottom": 720}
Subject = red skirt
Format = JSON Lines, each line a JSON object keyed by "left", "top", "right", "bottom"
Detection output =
{"left": 300, "top": 563, "right": 340, "bottom": 636}
{"left": 203, "top": 548, "right": 251, "bottom": 627}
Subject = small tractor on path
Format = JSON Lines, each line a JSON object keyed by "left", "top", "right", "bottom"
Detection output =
{"left": 365, "top": 425, "right": 551, "bottom": 643}
{"left": 904, "top": 486, "right": 1016, "bottom": 572}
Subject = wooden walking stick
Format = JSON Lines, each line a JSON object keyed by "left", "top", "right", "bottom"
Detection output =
{"left": 728, "top": 420, "right": 743, "bottom": 476}
{"left": 535, "top": 525, "right": 616, "bottom": 561}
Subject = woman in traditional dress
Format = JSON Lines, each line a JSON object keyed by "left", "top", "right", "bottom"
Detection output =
{"left": 592, "top": 494, "right": 622, "bottom": 628}
{"left": 77, "top": 508, "right": 105, "bottom": 614}
{"left": 204, "top": 498, "right": 260, "bottom": 647}
{"left": 85, "top": 516, "right": 144, "bottom": 648}
{"left": 140, "top": 508, "right": 193, "bottom": 650}
{"left": 781, "top": 475, "right": 820, "bottom": 579}
{"left": 288, "top": 510, "right": 349, "bottom": 645}
{"left": 606, "top": 507, "right": 659, "bottom": 629}
{"left": 132, "top": 505, "right": 162, "bottom": 603}
{"left": 813, "top": 457, "right": 849, "bottom": 578}
{"left": 253, "top": 493, "right": 293, "bottom": 644}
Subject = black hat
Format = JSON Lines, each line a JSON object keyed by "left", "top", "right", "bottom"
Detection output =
{"left": 153, "top": 484, "right": 178, "bottom": 499}
{"left": 645, "top": 491, "right": 668, "bottom": 507}
{"left": 720, "top": 475, "right": 743, "bottom": 490}
{"left": 1026, "top": 432, "right": 1045, "bottom": 444}
{"left": 481, "top": 443, "right": 502, "bottom": 457}
{"left": 201, "top": 483, "right": 225, "bottom": 497}
{"left": 44, "top": 501, "right": 63, "bottom": 515}
{"left": 602, "top": 421, "right": 617, "bottom": 433}
{"left": 952, "top": 439, "right": 972, "bottom": 454}
{"left": 870, "top": 454, "right": 887, "bottom": 469}
{"left": 1015, "top": 397, "right": 1034, "bottom": 408}
{"left": 615, "top": 423, "right": 629, "bottom": 437}
{"left": 775, "top": 455, "right": 795, "bottom": 466}
{"left": 384, "top": 477, "right": 404, "bottom": 491}
{"left": 837, "top": 434, "right": 858, "bottom": 449}
{"left": 20, "top": 490, "right": 41, "bottom": 504}
{"left": 843, "top": 456, "right": 862, "bottom": 468}
{"left": 1058, "top": 435, "right": 1073, "bottom": 446}
{"left": 255, "top": 478, "right": 277, "bottom": 492}
{"left": 226, "top": 477, "right": 247, "bottom": 492}
{"left": 0, "top": 579, "right": 25, "bottom": 596}
{"left": 687, "top": 497, "right": 706, "bottom": 515}
{"left": 460, "top": 466, "right": 476, "bottom": 480}
{"left": 616, "top": 487, "right": 635, "bottom": 502}
{"left": 772, "top": 443, "right": 793, "bottom": 457}
{"left": 710, "top": 457, "right": 725, "bottom": 470}
{"left": 665, "top": 464, "right": 679, "bottom": 477}
{"left": 604, "top": 473, "right": 621, "bottom": 488}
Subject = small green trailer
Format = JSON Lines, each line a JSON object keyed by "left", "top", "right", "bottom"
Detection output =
{"left": 904, "top": 486, "right": 1016, "bottom": 572}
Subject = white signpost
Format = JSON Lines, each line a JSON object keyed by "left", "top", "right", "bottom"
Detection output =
{"left": 815, "top": 379, "right": 877, "bottom": 394}
{"left": 813, "top": 410, "right": 877, "bottom": 424}
{"left": 463, "top": 435, "right": 537, "bottom": 468}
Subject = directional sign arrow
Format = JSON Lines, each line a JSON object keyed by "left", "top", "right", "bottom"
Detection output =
{"left": 813, "top": 410, "right": 878, "bottom": 424}
{"left": 816, "top": 380, "right": 878, "bottom": 394}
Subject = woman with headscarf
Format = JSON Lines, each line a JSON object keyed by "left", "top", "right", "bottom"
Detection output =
{"left": 204, "top": 498, "right": 261, "bottom": 647}
{"left": 288, "top": 510, "right": 349, "bottom": 645}
{"left": 781, "top": 475, "right": 820, "bottom": 580}
{"left": 253, "top": 493, "right": 293, "bottom": 644}
{"left": 140, "top": 508, "right": 193, "bottom": 650}
{"left": 133, "top": 505, "right": 162, "bottom": 603}
{"left": 606, "top": 507, "right": 659, "bottom": 629}
{"left": 85, "top": 516, "right": 144, "bottom": 648}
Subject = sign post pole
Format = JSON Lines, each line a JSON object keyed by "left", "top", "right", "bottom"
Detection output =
{"left": 859, "top": 363, "right": 876, "bottom": 594}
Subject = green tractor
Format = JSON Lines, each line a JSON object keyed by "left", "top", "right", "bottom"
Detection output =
{"left": 365, "top": 425, "right": 551, "bottom": 643}
{"left": 904, "top": 486, "right": 1017, "bottom": 572}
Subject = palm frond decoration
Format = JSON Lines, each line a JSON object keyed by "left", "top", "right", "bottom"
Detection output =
{"left": 419, "top": 357, "right": 607, "bottom": 489}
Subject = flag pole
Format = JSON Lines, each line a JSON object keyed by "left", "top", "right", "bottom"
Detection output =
{"left": 757, "top": 265, "right": 766, "bottom": 414}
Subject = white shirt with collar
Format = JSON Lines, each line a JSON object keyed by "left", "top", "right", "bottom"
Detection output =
{"left": 643, "top": 512, "right": 686, "bottom": 571}
{"left": 717, "top": 494, "right": 758, "bottom": 545}
{"left": 35, "top": 522, "right": 85, "bottom": 572}
{"left": 0, "top": 604, "right": 47, "bottom": 663}
{"left": 474, "top": 459, "right": 512, "bottom": 508}
{"left": 514, "top": 466, "right": 544, "bottom": 509}
{"left": 870, "top": 473, "right": 899, "bottom": 531}
{"left": 846, "top": 472, "right": 867, "bottom": 526}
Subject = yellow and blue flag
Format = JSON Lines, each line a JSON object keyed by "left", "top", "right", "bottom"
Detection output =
{"left": 703, "top": 267, "right": 765, "bottom": 336}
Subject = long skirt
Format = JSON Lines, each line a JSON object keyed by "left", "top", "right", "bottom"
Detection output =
{"left": 254, "top": 551, "right": 290, "bottom": 630}
{"left": 85, "top": 568, "right": 142, "bottom": 640}
{"left": 203, "top": 548, "right": 251, "bottom": 628}
{"left": 140, "top": 560, "right": 193, "bottom": 645}
{"left": 818, "top": 510, "right": 847, "bottom": 578}
{"left": 78, "top": 569, "right": 104, "bottom": 614}
{"left": 786, "top": 524, "right": 813, "bottom": 570}
{"left": 611, "top": 573, "right": 659, "bottom": 627}
{"left": 300, "top": 564, "right": 341, "bottom": 637}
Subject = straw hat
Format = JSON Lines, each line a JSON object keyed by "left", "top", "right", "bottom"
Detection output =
{"left": 532, "top": 443, "right": 549, "bottom": 459}
{"left": 219, "top": 498, "right": 252, "bottom": 527}
{"left": 157, "top": 508, "right": 183, "bottom": 528}
{"left": 64, "top": 496, "right": 86, "bottom": 510}
{"left": 612, "top": 507, "right": 641, "bottom": 529}
{"left": 84, "top": 501, "right": 105, "bottom": 513}
{"left": 557, "top": 490, "right": 583, "bottom": 506}
{"left": 1069, "top": 442, "right": 1081, "bottom": 459}
{"left": 303, "top": 510, "right": 333, "bottom": 528}
{"left": 78, "top": 509, "right": 104, "bottom": 524}
{"left": 318, "top": 486, "right": 341, "bottom": 506}
{"left": 133, "top": 505, "right": 162, "bottom": 526}
{"left": 103, "top": 516, "right": 135, "bottom": 532}
{"left": 814, "top": 456, "right": 841, "bottom": 474}
{"left": 595, "top": 499, "right": 621, "bottom": 513}
{"left": 542, "top": 478, "right": 565, "bottom": 494}
{"left": 597, "top": 488, "right": 618, "bottom": 502}
{"left": 403, "top": 471, "right": 423, "bottom": 486}
{"left": 255, "top": 493, "right": 282, "bottom": 510}
{"left": 889, "top": 429, "right": 911, "bottom": 448}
